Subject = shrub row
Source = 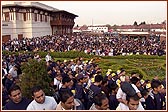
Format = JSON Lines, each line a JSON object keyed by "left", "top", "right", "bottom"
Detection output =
{"left": 2, "top": 51, "right": 165, "bottom": 59}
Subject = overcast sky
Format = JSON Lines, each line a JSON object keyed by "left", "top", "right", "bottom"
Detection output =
{"left": 2, "top": 1, "right": 167, "bottom": 26}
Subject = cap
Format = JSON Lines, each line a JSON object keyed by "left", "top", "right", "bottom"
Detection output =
{"left": 112, "top": 73, "right": 116, "bottom": 77}
{"left": 117, "top": 70, "right": 121, "bottom": 75}
{"left": 106, "top": 71, "right": 111, "bottom": 76}
{"left": 146, "top": 83, "right": 151, "bottom": 89}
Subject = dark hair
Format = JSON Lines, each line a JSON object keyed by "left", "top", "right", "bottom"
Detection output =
{"left": 95, "top": 75, "right": 103, "bottom": 83}
{"left": 102, "top": 78, "right": 108, "bottom": 85}
{"left": 93, "top": 93, "right": 107, "bottom": 106}
{"left": 59, "top": 90, "right": 73, "bottom": 103}
{"left": 62, "top": 76, "right": 71, "bottom": 84}
{"left": 130, "top": 76, "right": 140, "bottom": 85}
{"left": 141, "top": 89, "right": 148, "bottom": 97}
{"left": 151, "top": 80, "right": 162, "bottom": 89}
{"left": 31, "top": 85, "right": 43, "bottom": 96}
{"left": 139, "top": 74, "right": 143, "bottom": 79}
{"left": 8, "top": 85, "right": 21, "bottom": 95}
{"left": 108, "top": 82, "right": 118, "bottom": 91}
{"left": 126, "top": 93, "right": 140, "bottom": 102}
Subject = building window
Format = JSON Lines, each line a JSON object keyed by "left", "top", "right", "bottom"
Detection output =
{"left": 45, "top": 15, "right": 47, "bottom": 22}
{"left": 35, "top": 13, "right": 37, "bottom": 21}
{"left": 23, "top": 13, "right": 26, "bottom": 21}
{"left": 40, "top": 14, "right": 42, "bottom": 22}
{"left": 4, "top": 12, "right": 10, "bottom": 21}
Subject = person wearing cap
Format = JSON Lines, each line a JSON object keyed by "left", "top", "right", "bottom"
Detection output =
{"left": 74, "top": 73, "right": 87, "bottom": 108}
{"left": 116, "top": 93, "right": 144, "bottom": 110}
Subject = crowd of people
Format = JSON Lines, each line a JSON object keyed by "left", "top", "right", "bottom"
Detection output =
{"left": 2, "top": 34, "right": 166, "bottom": 56}
{"left": 2, "top": 50, "right": 166, "bottom": 110}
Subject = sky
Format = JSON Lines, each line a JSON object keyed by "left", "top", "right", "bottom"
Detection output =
{"left": 2, "top": 1, "right": 167, "bottom": 26}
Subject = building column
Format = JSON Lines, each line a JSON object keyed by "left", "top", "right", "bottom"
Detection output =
{"left": 13, "top": 12, "right": 16, "bottom": 20}
{"left": 9, "top": 12, "right": 12, "bottom": 20}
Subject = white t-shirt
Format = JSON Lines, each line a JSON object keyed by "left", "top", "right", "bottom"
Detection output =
{"left": 27, "top": 96, "right": 57, "bottom": 110}
{"left": 116, "top": 84, "right": 140, "bottom": 100}
{"left": 116, "top": 102, "right": 144, "bottom": 110}
{"left": 9, "top": 67, "right": 17, "bottom": 78}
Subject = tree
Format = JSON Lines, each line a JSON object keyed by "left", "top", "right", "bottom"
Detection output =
{"left": 18, "top": 59, "right": 52, "bottom": 99}
{"left": 139, "top": 21, "right": 146, "bottom": 26}
{"left": 105, "top": 24, "right": 112, "bottom": 29}
{"left": 133, "top": 21, "right": 138, "bottom": 26}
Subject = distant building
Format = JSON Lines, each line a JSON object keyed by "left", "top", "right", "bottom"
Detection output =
{"left": 2, "top": 2, "right": 78, "bottom": 42}
{"left": 73, "top": 25, "right": 108, "bottom": 34}
{"left": 88, "top": 25, "right": 108, "bottom": 33}
{"left": 109, "top": 23, "right": 166, "bottom": 42}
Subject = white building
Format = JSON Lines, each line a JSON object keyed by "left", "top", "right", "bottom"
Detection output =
{"left": 88, "top": 25, "right": 108, "bottom": 33}
{"left": 2, "top": 2, "right": 78, "bottom": 42}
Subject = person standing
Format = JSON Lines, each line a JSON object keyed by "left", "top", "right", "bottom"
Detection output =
{"left": 26, "top": 85, "right": 57, "bottom": 110}
{"left": 4, "top": 85, "right": 31, "bottom": 110}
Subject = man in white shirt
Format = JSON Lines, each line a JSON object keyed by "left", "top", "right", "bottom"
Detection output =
{"left": 116, "top": 93, "right": 144, "bottom": 110}
{"left": 27, "top": 86, "right": 57, "bottom": 110}
{"left": 45, "top": 52, "right": 52, "bottom": 62}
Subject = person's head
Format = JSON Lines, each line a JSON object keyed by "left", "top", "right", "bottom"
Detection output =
{"left": 56, "top": 73, "right": 62, "bottom": 81}
{"left": 59, "top": 90, "right": 75, "bottom": 110}
{"left": 109, "top": 83, "right": 119, "bottom": 94}
{"left": 126, "top": 94, "right": 140, "bottom": 110}
{"left": 94, "top": 75, "right": 103, "bottom": 85}
{"left": 141, "top": 89, "right": 149, "bottom": 99}
{"left": 151, "top": 80, "right": 162, "bottom": 93}
{"left": 125, "top": 75, "right": 130, "bottom": 82}
{"left": 62, "top": 76, "right": 72, "bottom": 88}
{"left": 131, "top": 72, "right": 137, "bottom": 78}
{"left": 8, "top": 85, "right": 22, "bottom": 103}
{"left": 102, "top": 78, "right": 108, "bottom": 86}
{"left": 31, "top": 86, "right": 45, "bottom": 104}
{"left": 130, "top": 76, "right": 141, "bottom": 88}
{"left": 93, "top": 93, "right": 109, "bottom": 110}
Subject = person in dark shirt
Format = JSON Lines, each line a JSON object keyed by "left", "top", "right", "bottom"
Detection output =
{"left": 2, "top": 84, "right": 9, "bottom": 107}
{"left": 4, "top": 85, "right": 31, "bottom": 110}
{"left": 87, "top": 74, "right": 103, "bottom": 109}
{"left": 101, "top": 78, "right": 109, "bottom": 98}
{"left": 59, "top": 76, "right": 72, "bottom": 93}
{"left": 74, "top": 73, "right": 87, "bottom": 108}
{"left": 5, "top": 73, "right": 15, "bottom": 91}
{"left": 108, "top": 82, "right": 119, "bottom": 110}
{"left": 145, "top": 80, "right": 165, "bottom": 110}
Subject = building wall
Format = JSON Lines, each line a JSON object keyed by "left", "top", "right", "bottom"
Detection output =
{"left": 2, "top": 5, "right": 52, "bottom": 39}
{"left": 2, "top": 2, "right": 75, "bottom": 41}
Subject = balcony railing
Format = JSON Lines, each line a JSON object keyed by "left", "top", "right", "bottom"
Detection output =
{"left": 50, "top": 20, "right": 75, "bottom": 26}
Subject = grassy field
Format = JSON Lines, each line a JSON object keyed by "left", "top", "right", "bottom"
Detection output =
{"left": 55, "top": 55, "right": 166, "bottom": 80}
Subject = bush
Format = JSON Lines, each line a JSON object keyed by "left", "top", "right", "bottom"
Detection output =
{"left": 18, "top": 59, "right": 52, "bottom": 99}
